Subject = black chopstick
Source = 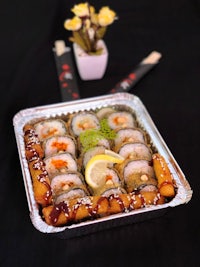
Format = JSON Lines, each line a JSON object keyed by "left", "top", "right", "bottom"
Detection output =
{"left": 109, "top": 51, "right": 162, "bottom": 94}
{"left": 53, "top": 40, "right": 80, "bottom": 101}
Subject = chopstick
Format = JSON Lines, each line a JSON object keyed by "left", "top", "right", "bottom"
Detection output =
{"left": 53, "top": 40, "right": 80, "bottom": 101}
{"left": 109, "top": 51, "right": 162, "bottom": 94}
{"left": 53, "top": 41, "right": 162, "bottom": 101}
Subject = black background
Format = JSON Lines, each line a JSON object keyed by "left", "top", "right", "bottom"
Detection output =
{"left": 0, "top": 1, "right": 199, "bottom": 266}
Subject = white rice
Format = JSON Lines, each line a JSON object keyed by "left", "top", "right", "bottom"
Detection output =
{"left": 101, "top": 187, "right": 126, "bottom": 197}
{"left": 114, "top": 128, "right": 145, "bottom": 148}
{"left": 82, "top": 146, "right": 106, "bottom": 168}
{"left": 96, "top": 107, "right": 115, "bottom": 120}
{"left": 44, "top": 152, "right": 77, "bottom": 177}
{"left": 71, "top": 112, "right": 100, "bottom": 136}
{"left": 118, "top": 142, "right": 152, "bottom": 161}
{"left": 55, "top": 188, "right": 88, "bottom": 204}
{"left": 34, "top": 119, "right": 67, "bottom": 141}
{"left": 44, "top": 135, "right": 76, "bottom": 157}
{"left": 51, "top": 172, "right": 84, "bottom": 195}
{"left": 123, "top": 160, "right": 154, "bottom": 181}
{"left": 107, "top": 112, "right": 136, "bottom": 130}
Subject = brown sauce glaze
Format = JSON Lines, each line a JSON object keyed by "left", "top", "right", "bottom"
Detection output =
{"left": 32, "top": 159, "right": 52, "bottom": 203}
{"left": 49, "top": 202, "right": 70, "bottom": 225}
{"left": 48, "top": 191, "right": 164, "bottom": 226}
{"left": 108, "top": 194, "right": 126, "bottom": 212}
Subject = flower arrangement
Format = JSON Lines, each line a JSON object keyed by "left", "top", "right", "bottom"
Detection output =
{"left": 64, "top": 2, "right": 117, "bottom": 55}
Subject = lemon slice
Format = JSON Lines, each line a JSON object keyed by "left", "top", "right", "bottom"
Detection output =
{"left": 85, "top": 152, "right": 124, "bottom": 189}
{"left": 104, "top": 149, "right": 124, "bottom": 160}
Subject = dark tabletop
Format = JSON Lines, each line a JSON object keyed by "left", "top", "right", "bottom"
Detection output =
{"left": 0, "top": 0, "right": 199, "bottom": 266}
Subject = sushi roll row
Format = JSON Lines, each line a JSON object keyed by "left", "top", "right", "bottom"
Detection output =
{"left": 67, "top": 111, "right": 126, "bottom": 196}
{"left": 95, "top": 107, "right": 158, "bottom": 194}
{"left": 34, "top": 119, "right": 89, "bottom": 205}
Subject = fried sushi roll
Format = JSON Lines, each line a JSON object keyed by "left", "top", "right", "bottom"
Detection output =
{"left": 96, "top": 107, "right": 116, "bottom": 120}
{"left": 108, "top": 191, "right": 164, "bottom": 214}
{"left": 50, "top": 171, "right": 85, "bottom": 196}
{"left": 98, "top": 185, "right": 127, "bottom": 197}
{"left": 80, "top": 145, "right": 106, "bottom": 169}
{"left": 88, "top": 167, "right": 124, "bottom": 195}
{"left": 68, "top": 111, "right": 100, "bottom": 137}
{"left": 152, "top": 153, "right": 176, "bottom": 197}
{"left": 113, "top": 127, "right": 146, "bottom": 151}
{"left": 44, "top": 152, "right": 78, "bottom": 178}
{"left": 42, "top": 191, "right": 165, "bottom": 226}
{"left": 34, "top": 119, "right": 67, "bottom": 141}
{"left": 54, "top": 185, "right": 90, "bottom": 205}
{"left": 23, "top": 124, "right": 52, "bottom": 206}
{"left": 23, "top": 124, "right": 44, "bottom": 160}
{"left": 28, "top": 158, "right": 52, "bottom": 206}
{"left": 107, "top": 111, "right": 136, "bottom": 130}
{"left": 77, "top": 134, "right": 111, "bottom": 154}
{"left": 117, "top": 142, "right": 152, "bottom": 161}
{"left": 43, "top": 134, "right": 77, "bottom": 157}
{"left": 117, "top": 159, "right": 157, "bottom": 193}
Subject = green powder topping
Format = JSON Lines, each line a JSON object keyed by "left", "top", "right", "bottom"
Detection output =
{"left": 79, "top": 118, "right": 116, "bottom": 152}
{"left": 99, "top": 118, "right": 116, "bottom": 139}
{"left": 79, "top": 129, "right": 104, "bottom": 152}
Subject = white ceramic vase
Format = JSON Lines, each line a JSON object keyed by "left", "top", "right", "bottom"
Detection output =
{"left": 73, "top": 40, "right": 108, "bottom": 81}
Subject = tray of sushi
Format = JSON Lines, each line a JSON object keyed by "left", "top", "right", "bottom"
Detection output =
{"left": 13, "top": 92, "right": 192, "bottom": 238}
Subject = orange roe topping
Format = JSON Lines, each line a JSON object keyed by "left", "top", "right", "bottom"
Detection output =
{"left": 51, "top": 159, "right": 68, "bottom": 169}
{"left": 113, "top": 116, "right": 127, "bottom": 125}
{"left": 51, "top": 141, "right": 68, "bottom": 151}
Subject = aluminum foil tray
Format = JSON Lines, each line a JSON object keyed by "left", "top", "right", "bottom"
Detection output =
{"left": 13, "top": 93, "right": 192, "bottom": 238}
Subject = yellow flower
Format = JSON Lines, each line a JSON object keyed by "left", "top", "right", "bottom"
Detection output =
{"left": 64, "top": 3, "right": 117, "bottom": 54}
{"left": 89, "top": 5, "right": 95, "bottom": 14}
{"left": 98, "top": 6, "right": 116, "bottom": 26}
{"left": 71, "top": 3, "right": 90, "bottom": 17}
{"left": 84, "top": 18, "right": 91, "bottom": 29}
{"left": 64, "top": 16, "right": 82, "bottom": 31}
{"left": 91, "top": 13, "right": 99, "bottom": 25}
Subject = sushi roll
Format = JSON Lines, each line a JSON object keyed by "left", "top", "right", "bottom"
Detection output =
{"left": 50, "top": 171, "right": 85, "bottom": 196}
{"left": 54, "top": 185, "right": 89, "bottom": 204}
{"left": 44, "top": 152, "right": 78, "bottom": 178}
{"left": 107, "top": 111, "right": 136, "bottom": 130}
{"left": 68, "top": 111, "right": 100, "bottom": 137}
{"left": 95, "top": 137, "right": 111, "bottom": 150}
{"left": 98, "top": 185, "right": 127, "bottom": 197}
{"left": 96, "top": 107, "right": 116, "bottom": 120}
{"left": 34, "top": 119, "right": 67, "bottom": 141}
{"left": 117, "top": 142, "right": 152, "bottom": 161}
{"left": 77, "top": 132, "right": 111, "bottom": 153}
{"left": 117, "top": 159, "right": 157, "bottom": 193}
{"left": 80, "top": 145, "right": 106, "bottom": 169}
{"left": 43, "top": 134, "right": 77, "bottom": 157}
{"left": 89, "top": 167, "right": 123, "bottom": 195}
{"left": 113, "top": 127, "right": 146, "bottom": 151}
